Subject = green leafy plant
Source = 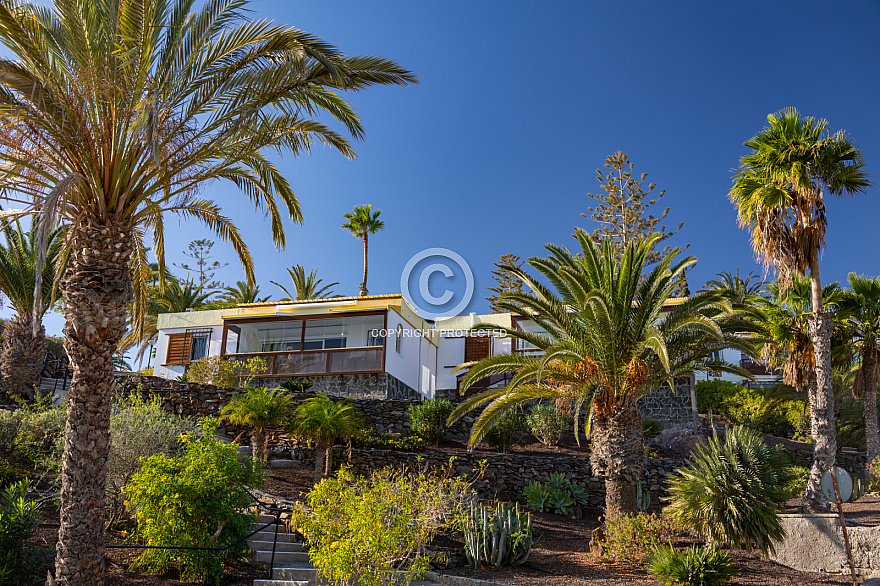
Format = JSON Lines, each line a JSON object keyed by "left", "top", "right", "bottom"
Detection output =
{"left": 220, "top": 386, "right": 290, "bottom": 461}
{"left": 867, "top": 455, "right": 880, "bottom": 492}
{"left": 782, "top": 465, "right": 811, "bottom": 499}
{"left": 13, "top": 405, "right": 66, "bottom": 474}
{"left": 292, "top": 465, "right": 473, "bottom": 586}
{"left": 549, "top": 489, "right": 575, "bottom": 516}
{"left": 526, "top": 405, "right": 568, "bottom": 446}
{"left": 484, "top": 410, "right": 527, "bottom": 453}
{"left": 547, "top": 472, "right": 569, "bottom": 492}
{"left": 352, "top": 429, "right": 426, "bottom": 451}
{"left": 665, "top": 426, "right": 793, "bottom": 554}
{"left": 523, "top": 482, "right": 552, "bottom": 512}
{"left": 278, "top": 379, "right": 313, "bottom": 393}
{"left": 0, "top": 479, "right": 51, "bottom": 586}
{"left": 462, "top": 502, "right": 532, "bottom": 570}
{"left": 123, "top": 422, "right": 263, "bottom": 583}
{"left": 408, "top": 399, "right": 454, "bottom": 445}
{"left": 649, "top": 545, "right": 737, "bottom": 586}
{"left": 600, "top": 512, "right": 679, "bottom": 566}
{"left": 523, "top": 474, "right": 588, "bottom": 514}
{"left": 642, "top": 419, "right": 661, "bottom": 439}
{"left": 0, "top": 458, "right": 15, "bottom": 489}
{"left": 637, "top": 480, "right": 652, "bottom": 511}
{"left": 290, "top": 395, "right": 364, "bottom": 482}
{"left": 186, "top": 356, "right": 269, "bottom": 388}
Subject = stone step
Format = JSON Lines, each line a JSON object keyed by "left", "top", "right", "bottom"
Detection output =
{"left": 252, "top": 580, "right": 310, "bottom": 586}
{"left": 251, "top": 529, "right": 300, "bottom": 543}
{"left": 255, "top": 550, "right": 310, "bottom": 564}
{"left": 250, "top": 540, "right": 305, "bottom": 553}
{"left": 255, "top": 514, "right": 280, "bottom": 524}
{"left": 271, "top": 564, "right": 319, "bottom": 582}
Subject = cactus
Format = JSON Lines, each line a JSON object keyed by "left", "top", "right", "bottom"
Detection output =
{"left": 850, "top": 477, "right": 865, "bottom": 502}
{"left": 463, "top": 502, "right": 533, "bottom": 569}
{"left": 637, "top": 480, "right": 652, "bottom": 511}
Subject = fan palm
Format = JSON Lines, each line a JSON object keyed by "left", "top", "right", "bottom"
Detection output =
{"left": 342, "top": 204, "right": 384, "bottom": 296}
{"left": 729, "top": 107, "right": 870, "bottom": 508}
{"left": 448, "top": 230, "right": 752, "bottom": 518}
{"left": 837, "top": 274, "right": 880, "bottom": 467}
{"left": 271, "top": 265, "right": 339, "bottom": 300}
{"left": 289, "top": 394, "right": 363, "bottom": 482}
{"left": 0, "top": 217, "right": 64, "bottom": 401}
{"left": 220, "top": 387, "right": 291, "bottom": 462}
{"left": 0, "top": 1, "right": 415, "bottom": 582}
{"left": 213, "top": 280, "right": 272, "bottom": 308}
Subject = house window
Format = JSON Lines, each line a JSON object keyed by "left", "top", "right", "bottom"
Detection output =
{"left": 464, "top": 336, "right": 491, "bottom": 362}
{"left": 395, "top": 324, "right": 403, "bottom": 354}
{"left": 164, "top": 329, "right": 211, "bottom": 366}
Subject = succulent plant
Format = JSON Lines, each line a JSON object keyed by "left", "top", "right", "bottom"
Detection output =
{"left": 463, "top": 502, "right": 533, "bottom": 569}
{"left": 637, "top": 480, "right": 652, "bottom": 511}
{"left": 524, "top": 481, "right": 552, "bottom": 512}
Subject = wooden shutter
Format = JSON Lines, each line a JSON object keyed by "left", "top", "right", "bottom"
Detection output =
{"left": 165, "top": 333, "right": 193, "bottom": 365}
{"left": 464, "top": 336, "right": 491, "bottom": 362}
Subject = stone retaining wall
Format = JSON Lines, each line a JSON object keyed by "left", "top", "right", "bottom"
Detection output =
{"left": 771, "top": 514, "right": 880, "bottom": 578}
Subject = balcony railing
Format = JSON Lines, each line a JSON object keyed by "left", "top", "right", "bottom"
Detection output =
{"left": 225, "top": 347, "right": 383, "bottom": 377}
{"left": 740, "top": 357, "right": 778, "bottom": 376}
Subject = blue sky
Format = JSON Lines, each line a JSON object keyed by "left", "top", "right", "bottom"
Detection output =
{"left": 6, "top": 1, "right": 880, "bottom": 338}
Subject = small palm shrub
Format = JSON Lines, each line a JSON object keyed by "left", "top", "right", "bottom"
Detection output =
{"left": 278, "top": 379, "right": 313, "bottom": 393}
{"left": 290, "top": 395, "right": 363, "bottom": 482}
{"left": 352, "top": 429, "right": 426, "bottom": 451}
{"left": 665, "top": 426, "right": 793, "bottom": 554}
{"left": 648, "top": 545, "right": 737, "bottom": 586}
{"left": 526, "top": 405, "right": 568, "bottom": 446}
{"left": 463, "top": 502, "right": 532, "bottom": 569}
{"left": 0, "top": 480, "right": 51, "bottom": 586}
{"left": 599, "top": 512, "right": 679, "bottom": 565}
{"left": 782, "top": 465, "right": 811, "bottom": 499}
{"left": 523, "top": 473, "right": 588, "bottom": 515}
{"left": 642, "top": 418, "right": 661, "bottom": 439}
{"left": 408, "top": 399, "right": 454, "bottom": 444}
{"left": 220, "top": 387, "right": 291, "bottom": 461}
{"left": 484, "top": 410, "right": 527, "bottom": 453}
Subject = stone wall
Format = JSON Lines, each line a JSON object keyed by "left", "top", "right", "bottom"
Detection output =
{"left": 771, "top": 514, "right": 880, "bottom": 578}
{"left": 637, "top": 378, "right": 697, "bottom": 428}
{"left": 258, "top": 373, "right": 421, "bottom": 401}
{"left": 282, "top": 445, "right": 684, "bottom": 505}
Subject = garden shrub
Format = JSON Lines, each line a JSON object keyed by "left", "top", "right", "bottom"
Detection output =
{"left": 408, "top": 399, "right": 454, "bottom": 444}
{"left": 14, "top": 406, "right": 66, "bottom": 473}
{"left": 123, "top": 421, "right": 263, "bottom": 583}
{"left": 0, "top": 479, "right": 50, "bottom": 586}
{"left": 278, "top": 379, "right": 313, "bottom": 393}
{"left": 642, "top": 418, "right": 661, "bottom": 439}
{"left": 665, "top": 426, "right": 793, "bottom": 554}
{"left": 868, "top": 456, "right": 880, "bottom": 492}
{"left": 526, "top": 405, "right": 568, "bottom": 446}
{"left": 696, "top": 380, "right": 807, "bottom": 435}
{"left": 782, "top": 465, "right": 810, "bottom": 499}
{"left": 484, "top": 410, "right": 528, "bottom": 453}
{"left": 523, "top": 472, "right": 588, "bottom": 515}
{"left": 292, "top": 465, "right": 473, "bottom": 586}
{"left": 694, "top": 380, "right": 740, "bottom": 415}
{"left": 0, "top": 458, "right": 14, "bottom": 489}
{"left": 599, "top": 512, "right": 679, "bottom": 566}
{"left": 106, "top": 393, "right": 198, "bottom": 525}
{"left": 352, "top": 429, "right": 425, "bottom": 451}
{"left": 648, "top": 545, "right": 737, "bottom": 586}
{"left": 185, "top": 355, "right": 268, "bottom": 387}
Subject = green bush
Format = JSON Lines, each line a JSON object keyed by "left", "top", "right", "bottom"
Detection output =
{"left": 123, "top": 421, "right": 263, "bottom": 583}
{"left": 642, "top": 418, "right": 661, "bottom": 439}
{"left": 352, "top": 429, "right": 426, "bottom": 451}
{"left": 14, "top": 406, "right": 66, "bottom": 473}
{"left": 782, "top": 465, "right": 811, "bottom": 499}
{"left": 665, "top": 426, "right": 793, "bottom": 554}
{"left": 649, "top": 545, "right": 737, "bottom": 586}
{"left": 484, "top": 411, "right": 527, "bottom": 453}
{"left": 526, "top": 405, "right": 568, "bottom": 446}
{"left": 868, "top": 456, "right": 880, "bottom": 492}
{"left": 524, "top": 472, "right": 588, "bottom": 515}
{"left": 599, "top": 513, "right": 679, "bottom": 566}
{"left": 696, "top": 380, "right": 808, "bottom": 435}
{"left": 107, "top": 393, "right": 198, "bottom": 526}
{"left": 0, "top": 459, "right": 14, "bottom": 489}
{"left": 463, "top": 502, "right": 532, "bottom": 569}
{"left": 292, "top": 465, "right": 473, "bottom": 586}
{"left": 185, "top": 355, "right": 268, "bottom": 388}
{"left": 278, "top": 379, "right": 313, "bottom": 393}
{"left": 0, "top": 480, "right": 50, "bottom": 586}
{"left": 695, "top": 380, "right": 741, "bottom": 415}
{"left": 408, "top": 399, "right": 454, "bottom": 444}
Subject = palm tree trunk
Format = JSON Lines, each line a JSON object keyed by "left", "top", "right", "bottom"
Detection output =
{"left": 863, "top": 345, "right": 879, "bottom": 468}
{"left": 324, "top": 443, "right": 333, "bottom": 477}
{"left": 359, "top": 234, "right": 368, "bottom": 297}
{"left": 590, "top": 400, "right": 645, "bottom": 519}
{"left": 55, "top": 217, "right": 133, "bottom": 586}
{"left": 252, "top": 428, "right": 267, "bottom": 463}
{"left": 803, "top": 255, "right": 836, "bottom": 511}
{"left": 313, "top": 441, "right": 328, "bottom": 483}
{"left": 0, "top": 312, "right": 47, "bottom": 402}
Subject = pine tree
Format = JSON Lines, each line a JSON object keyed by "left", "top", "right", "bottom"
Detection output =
{"left": 173, "top": 239, "right": 228, "bottom": 290}
{"left": 578, "top": 151, "right": 685, "bottom": 265}
{"left": 486, "top": 254, "right": 524, "bottom": 312}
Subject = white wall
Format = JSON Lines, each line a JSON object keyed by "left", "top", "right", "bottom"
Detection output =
{"left": 152, "top": 325, "right": 224, "bottom": 380}
{"left": 384, "top": 308, "right": 436, "bottom": 399}
{"left": 435, "top": 333, "right": 510, "bottom": 392}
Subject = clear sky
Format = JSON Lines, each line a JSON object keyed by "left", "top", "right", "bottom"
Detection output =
{"left": 5, "top": 0, "right": 880, "bottom": 338}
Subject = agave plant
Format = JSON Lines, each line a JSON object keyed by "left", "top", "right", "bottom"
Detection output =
{"left": 462, "top": 502, "right": 532, "bottom": 569}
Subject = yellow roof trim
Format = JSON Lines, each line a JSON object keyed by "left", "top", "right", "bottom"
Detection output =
{"left": 235, "top": 294, "right": 403, "bottom": 309}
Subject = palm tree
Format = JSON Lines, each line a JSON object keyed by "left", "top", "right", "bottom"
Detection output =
{"left": 271, "top": 265, "right": 339, "bottom": 300}
{"left": 289, "top": 394, "right": 363, "bottom": 483}
{"left": 702, "top": 270, "right": 764, "bottom": 306}
{"left": 0, "top": 217, "right": 64, "bottom": 401}
{"left": 220, "top": 387, "right": 291, "bottom": 462}
{"left": 0, "top": 2, "right": 416, "bottom": 582}
{"left": 448, "top": 231, "right": 751, "bottom": 518}
{"left": 729, "top": 108, "right": 870, "bottom": 509}
{"left": 837, "top": 274, "right": 880, "bottom": 468}
{"left": 214, "top": 280, "right": 272, "bottom": 308}
{"left": 342, "top": 204, "right": 384, "bottom": 296}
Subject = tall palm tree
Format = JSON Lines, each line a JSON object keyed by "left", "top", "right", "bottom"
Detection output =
{"left": 837, "top": 274, "right": 880, "bottom": 468}
{"left": 342, "top": 204, "right": 384, "bottom": 296}
{"left": 702, "top": 269, "right": 764, "bottom": 306}
{"left": 448, "top": 231, "right": 751, "bottom": 518}
{"left": 0, "top": 2, "right": 416, "bottom": 582}
{"left": 220, "top": 387, "right": 291, "bottom": 462}
{"left": 271, "top": 265, "right": 339, "bottom": 300}
{"left": 0, "top": 217, "right": 64, "bottom": 401}
{"left": 729, "top": 108, "right": 870, "bottom": 509}
{"left": 213, "top": 280, "right": 272, "bottom": 308}
{"left": 289, "top": 394, "right": 363, "bottom": 482}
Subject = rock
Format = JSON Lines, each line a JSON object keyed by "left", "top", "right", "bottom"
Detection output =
{"left": 269, "top": 459, "right": 295, "bottom": 469}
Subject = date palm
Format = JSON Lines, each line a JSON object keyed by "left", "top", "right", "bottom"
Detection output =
{"left": 729, "top": 108, "right": 870, "bottom": 509}
{"left": 0, "top": 1, "right": 415, "bottom": 583}
{"left": 342, "top": 204, "right": 384, "bottom": 296}
{"left": 702, "top": 269, "right": 764, "bottom": 306}
{"left": 0, "top": 217, "right": 64, "bottom": 401}
{"left": 220, "top": 387, "right": 291, "bottom": 462}
{"left": 289, "top": 394, "right": 363, "bottom": 482}
{"left": 837, "top": 274, "right": 880, "bottom": 468}
{"left": 213, "top": 280, "right": 272, "bottom": 308}
{"left": 448, "top": 230, "right": 752, "bottom": 518}
{"left": 271, "top": 265, "right": 339, "bottom": 300}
